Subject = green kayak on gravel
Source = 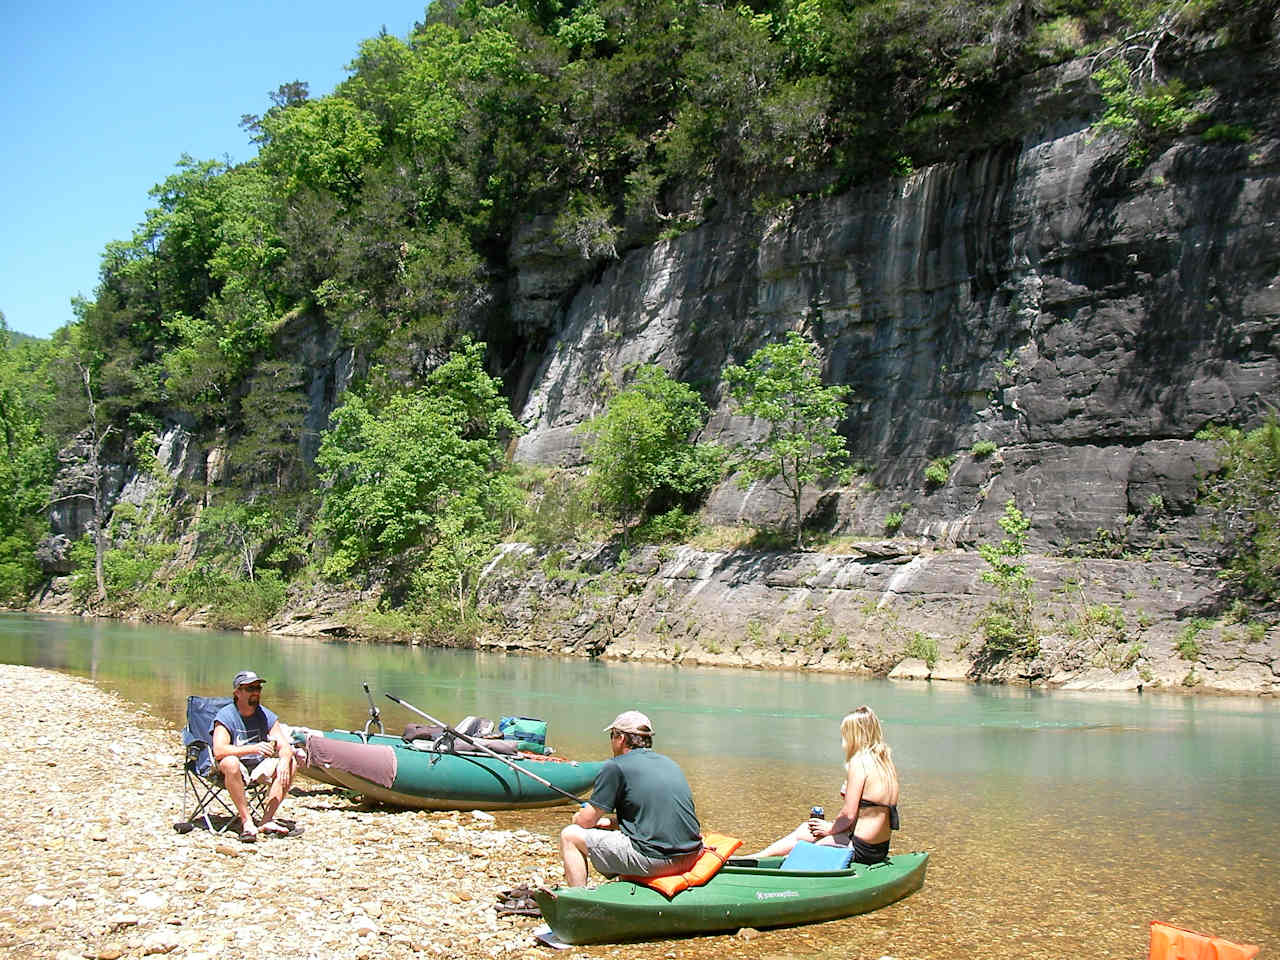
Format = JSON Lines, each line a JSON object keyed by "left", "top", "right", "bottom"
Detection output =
{"left": 533, "top": 851, "right": 929, "bottom": 945}
{"left": 292, "top": 728, "right": 604, "bottom": 811}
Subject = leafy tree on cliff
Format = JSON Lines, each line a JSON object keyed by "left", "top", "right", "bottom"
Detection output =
{"left": 314, "top": 341, "right": 520, "bottom": 596}
{"left": 40, "top": 320, "right": 158, "bottom": 604}
{"left": 190, "top": 360, "right": 316, "bottom": 586}
{"left": 1199, "top": 413, "right": 1280, "bottom": 605}
{"left": 579, "top": 365, "right": 723, "bottom": 543}
{"left": 723, "top": 331, "right": 852, "bottom": 549}
{"left": 198, "top": 499, "right": 312, "bottom": 585}
{"left": 230, "top": 361, "right": 313, "bottom": 492}
{"left": 978, "top": 498, "right": 1039, "bottom": 659}
{"left": 257, "top": 97, "right": 382, "bottom": 202}
{"left": 0, "top": 316, "right": 56, "bottom": 602}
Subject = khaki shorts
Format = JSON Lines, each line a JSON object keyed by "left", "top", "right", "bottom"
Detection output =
{"left": 585, "top": 830, "right": 703, "bottom": 879}
{"left": 240, "top": 757, "right": 281, "bottom": 784}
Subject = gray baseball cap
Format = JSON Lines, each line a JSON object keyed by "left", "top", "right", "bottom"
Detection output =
{"left": 233, "top": 670, "right": 266, "bottom": 688}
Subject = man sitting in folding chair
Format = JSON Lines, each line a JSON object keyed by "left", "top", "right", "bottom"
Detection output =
{"left": 211, "top": 670, "right": 301, "bottom": 843}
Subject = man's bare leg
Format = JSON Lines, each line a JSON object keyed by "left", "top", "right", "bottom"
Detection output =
{"left": 559, "top": 825, "right": 591, "bottom": 887}
{"left": 258, "top": 752, "right": 297, "bottom": 833}
{"left": 217, "top": 756, "right": 256, "bottom": 838}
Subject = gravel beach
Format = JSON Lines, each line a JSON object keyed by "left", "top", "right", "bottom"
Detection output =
{"left": 0, "top": 664, "right": 582, "bottom": 960}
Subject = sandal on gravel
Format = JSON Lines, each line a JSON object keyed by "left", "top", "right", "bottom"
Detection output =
{"left": 495, "top": 885, "right": 541, "bottom": 917}
{"left": 237, "top": 825, "right": 258, "bottom": 844}
{"left": 260, "top": 820, "right": 304, "bottom": 838}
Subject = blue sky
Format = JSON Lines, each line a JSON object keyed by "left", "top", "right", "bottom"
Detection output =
{"left": 1, "top": 0, "right": 429, "bottom": 339}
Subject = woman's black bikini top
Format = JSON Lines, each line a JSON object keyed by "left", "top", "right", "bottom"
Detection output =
{"left": 858, "top": 797, "right": 901, "bottom": 830}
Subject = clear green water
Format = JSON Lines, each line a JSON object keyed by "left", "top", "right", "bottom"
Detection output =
{"left": 3, "top": 612, "right": 1277, "bottom": 958}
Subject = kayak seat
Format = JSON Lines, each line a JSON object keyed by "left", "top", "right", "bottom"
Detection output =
{"left": 623, "top": 833, "right": 743, "bottom": 898}
{"left": 780, "top": 841, "right": 855, "bottom": 872}
{"left": 175, "top": 695, "right": 268, "bottom": 834}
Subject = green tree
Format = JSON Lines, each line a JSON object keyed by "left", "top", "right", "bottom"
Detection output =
{"left": 723, "top": 331, "right": 852, "bottom": 548}
{"left": 978, "top": 498, "right": 1038, "bottom": 658}
{"left": 314, "top": 341, "right": 520, "bottom": 585}
{"left": 0, "top": 317, "right": 56, "bottom": 602}
{"left": 662, "top": 7, "right": 831, "bottom": 187}
{"left": 258, "top": 97, "right": 383, "bottom": 201}
{"left": 1199, "top": 413, "right": 1280, "bottom": 604}
{"left": 410, "top": 493, "right": 505, "bottom": 619}
{"left": 579, "top": 365, "right": 722, "bottom": 543}
{"left": 1092, "top": 59, "right": 1205, "bottom": 166}
{"left": 42, "top": 321, "right": 157, "bottom": 604}
{"left": 198, "top": 498, "right": 312, "bottom": 583}
{"left": 230, "top": 361, "right": 312, "bottom": 492}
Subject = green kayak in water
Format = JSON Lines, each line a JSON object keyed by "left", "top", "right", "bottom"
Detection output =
{"left": 533, "top": 851, "right": 929, "bottom": 945}
{"left": 292, "top": 728, "right": 604, "bottom": 811}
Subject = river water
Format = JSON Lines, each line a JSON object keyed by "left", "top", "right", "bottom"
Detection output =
{"left": 3, "top": 613, "right": 1276, "bottom": 958}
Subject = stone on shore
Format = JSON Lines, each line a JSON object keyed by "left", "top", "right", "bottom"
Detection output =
{"left": 888, "top": 659, "right": 931, "bottom": 681}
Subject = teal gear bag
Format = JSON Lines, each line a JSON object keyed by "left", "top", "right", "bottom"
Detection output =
{"left": 499, "top": 716, "right": 547, "bottom": 745}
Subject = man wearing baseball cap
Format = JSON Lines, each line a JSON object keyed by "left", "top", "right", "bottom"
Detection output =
{"left": 210, "top": 670, "right": 300, "bottom": 842}
{"left": 558, "top": 709, "right": 702, "bottom": 886}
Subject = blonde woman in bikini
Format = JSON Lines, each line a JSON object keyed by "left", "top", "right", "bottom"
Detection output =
{"left": 750, "top": 705, "right": 900, "bottom": 863}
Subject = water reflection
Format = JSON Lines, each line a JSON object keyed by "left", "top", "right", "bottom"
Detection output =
{"left": 2, "top": 612, "right": 1277, "bottom": 958}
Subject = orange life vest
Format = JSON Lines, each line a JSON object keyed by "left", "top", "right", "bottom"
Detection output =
{"left": 1149, "top": 921, "right": 1259, "bottom": 960}
{"left": 622, "top": 833, "right": 743, "bottom": 898}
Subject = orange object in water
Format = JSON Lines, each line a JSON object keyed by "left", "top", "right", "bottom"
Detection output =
{"left": 1149, "top": 921, "right": 1259, "bottom": 960}
{"left": 623, "top": 833, "right": 743, "bottom": 898}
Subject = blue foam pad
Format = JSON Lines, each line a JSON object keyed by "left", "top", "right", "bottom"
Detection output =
{"left": 779, "top": 841, "right": 855, "bottom": 872}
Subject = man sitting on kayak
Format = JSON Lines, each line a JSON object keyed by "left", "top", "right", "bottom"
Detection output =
{"left": 558, "top": 710, "right": 703, "bottom": 886}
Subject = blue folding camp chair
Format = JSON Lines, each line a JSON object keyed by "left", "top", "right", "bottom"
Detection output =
{"left": 176, "top": 695, "right": 268, "bottom": 834}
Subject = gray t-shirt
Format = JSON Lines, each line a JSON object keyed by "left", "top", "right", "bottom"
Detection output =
{"left": 588, "top": 748, "right": 701, "bottom": 859}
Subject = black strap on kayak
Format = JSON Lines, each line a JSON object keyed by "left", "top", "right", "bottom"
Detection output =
{"left": 385, "top": 694, "right": 586, "bottom": 805}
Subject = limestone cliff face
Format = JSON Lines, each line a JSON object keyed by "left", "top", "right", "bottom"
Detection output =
{"left": 33, "top": 41, "right": 1280, "bottom": 693}
{"left": 471, "top": 541, "right": 1278, "bottom": 696}
{"left": 512, "top": 47, "right": 1280, "bottom": 554}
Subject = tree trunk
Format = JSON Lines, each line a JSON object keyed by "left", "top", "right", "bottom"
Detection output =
{"left": 793, "top": 489, "right": 805, "bottom": 550}
{"left": 242, "top": 532, "right": 256, "bottom": 582}
{"left": 80, "top": 365, "right": 111, "bottom": 603}
{"left": 93, "top": 517, "right": 107, "bottom": 601}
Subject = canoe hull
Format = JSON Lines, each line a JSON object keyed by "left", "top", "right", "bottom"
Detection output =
{"left": 294, "top": 729, "right": 603, "bottom": 811}
{"left": 534, "top": 851, "right": 928, "bottom": 944}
